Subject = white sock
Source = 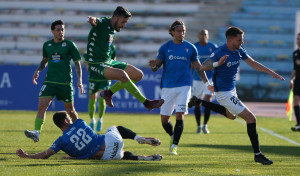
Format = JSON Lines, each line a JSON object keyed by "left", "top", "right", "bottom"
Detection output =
{"left": 90, "top": 118, "right": 95, "bottom": 123}
{"left": 255, "top": 152, "right": 261, "bottom": 155}
{"left": 134, "top": 135, "right": 142, "bottom": 141}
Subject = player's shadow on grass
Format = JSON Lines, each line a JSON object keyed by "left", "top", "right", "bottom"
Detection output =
{"left": 181, "top": 144, "right": 300, "bottom": 157}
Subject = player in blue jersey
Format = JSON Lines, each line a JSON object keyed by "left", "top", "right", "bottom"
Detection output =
{"left": 189, "top": 29, "right": 218, "bottom": 134}
{"left": 190, "top": 26, "right": 285, "bottom": 165}
{"left": 16, "top": 111, "right": 162, "bottom": 161}
{"left": 149, "top": 20, "right": 213, "bottom": 155}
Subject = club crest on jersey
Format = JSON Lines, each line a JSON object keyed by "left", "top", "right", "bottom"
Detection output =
{"left": 48, "top": 44, "right": 52, "bottom": 47}
{"left": 62, "top": 42, "right": 66, "bottom": 47}
{"left": 51, "top": 52, "right": 62, "bottom": 63}
{"left": 185, "top": 48, "right": 189, "bottom": 53}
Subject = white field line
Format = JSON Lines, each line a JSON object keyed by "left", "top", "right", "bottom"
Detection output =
{"left": 235, "top": 119, "right": 300, "bottom": 146}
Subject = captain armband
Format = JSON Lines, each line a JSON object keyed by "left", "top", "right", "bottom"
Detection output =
{"left": 213, "top": 62, "right": 219, "bottom": 68}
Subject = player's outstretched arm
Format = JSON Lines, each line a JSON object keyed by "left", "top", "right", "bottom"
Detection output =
{"left": 244, "top": 57, "right": 285, "bottom": 81}
{"left": 16, "top": 148, "right": 56, "bottom": 159}
{"left": 200, "top": 55, "right": 228, "bottom": 71}
{"left": 87, "top": 16, "right": 97, "bottom": 27}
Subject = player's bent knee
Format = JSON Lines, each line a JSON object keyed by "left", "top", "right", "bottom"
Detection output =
{"left": 227, "top": 115, "right": 237, "bottom": 120}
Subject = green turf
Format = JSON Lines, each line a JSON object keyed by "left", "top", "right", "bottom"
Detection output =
{"left": 1, "top": 110, "right": 300, "bottom": 176}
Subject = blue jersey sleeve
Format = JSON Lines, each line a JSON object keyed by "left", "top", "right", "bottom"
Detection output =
{"left": 157, "top": 44, "right": 166, "bottom": 61}
{"left": 190, "top": 45, "right": 198, "bottom": 62}
{"left": 209, "top": 50, "right": 222, "bottom": 62}
{"left": 50, "top": 137, "right": 63, "bottom": 153}
{"left": 239, "top": 45, "right": 250, "bottom": 60}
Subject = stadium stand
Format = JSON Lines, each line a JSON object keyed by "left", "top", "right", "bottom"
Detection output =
{"left": 0, "top": 0, "right": 298, "bottom": 101}
{"left": 0, "top": 0, "right": 203, "bottom": 66}
{"left": 222, "top": 0, "right": 300, "bottom": 101}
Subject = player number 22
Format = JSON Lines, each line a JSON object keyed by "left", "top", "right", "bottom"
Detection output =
{"left": 70, "top": 128, "right": 92, "bottom": 151}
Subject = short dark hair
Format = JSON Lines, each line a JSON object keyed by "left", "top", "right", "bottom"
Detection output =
{"left": 168, "top": 19, "right": 185, "bottom": 37}
{"left": 113, "top": 6, "right": 132, "bottom": 18}
{"left": 51, "top": 20, "right": 65, "bottom": 30}
{"left": 53, "top": 111, "right": 68, "bottom": 128}
{"left": 225, "top": 26, "right": 244, "bottom": 38}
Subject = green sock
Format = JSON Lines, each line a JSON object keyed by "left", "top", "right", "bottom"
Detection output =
{"left": 88, "top": 99, "right": 96, "bottom": 119}
{"left": 123, "top": 80, "right": 147, "bottom": 103}
{"left": 110, "top": 80, "right": 138, "bottom": 94}
{"left": 110, "top": 81, "right": 124, "bottom": 94}
{"left": 35, "top": 117, "right": 44, "bottom": 132}
{"left": 98, "top": 97, "right": 106, "bottom": 118}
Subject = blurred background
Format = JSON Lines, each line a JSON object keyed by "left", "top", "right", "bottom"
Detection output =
{"left": 1, "top": 0, "right": 300, "bottom": 112}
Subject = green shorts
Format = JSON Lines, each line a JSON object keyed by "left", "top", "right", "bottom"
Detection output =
{"left": 39, "top": 82, "right": 73, "bottom": 103}
{"left": 88, "top": 80, "right": 111, "bottom": 94}
{"left": 89, "top": 60, "right": 128, "bottom": 80}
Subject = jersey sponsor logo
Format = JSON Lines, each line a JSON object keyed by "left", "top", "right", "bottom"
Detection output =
{"left": 226, "top": 60, "right": 241, "bottom": 67}
{"left": 62, "top": 42, "right": 66, "bottom": 47}
{"left": 198, "top": 55, "right": 210, "bottom": 59}
{"left": 51, "top": 52, "right": 62, "bottom": 63}
{"left": 48, "top": 44, "right": 52, "bottom": 47}
{"left": 169, "top": 55, "right": 187, "bottom": 61}
{"left": 90, "top": 65, "right": 103, "bottom": 75}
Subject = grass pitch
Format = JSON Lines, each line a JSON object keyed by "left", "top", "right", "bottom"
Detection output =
{"left": 0, "top": 110, "right": 300, "bottom": 176}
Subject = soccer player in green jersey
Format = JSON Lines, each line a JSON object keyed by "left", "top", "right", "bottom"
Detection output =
{"left": 83, "top": 44, "right": 116, "bottom": 132}
{"left": 86, "top": 6, "right": 164, "bottom": 110}
{"left": 24, "top": 20, "right": 85, "bottom": 142}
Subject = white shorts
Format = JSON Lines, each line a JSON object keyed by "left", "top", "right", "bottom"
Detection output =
{"left": 215, "top": 88, "right": 246, "bottom": 116}
{"left": 192, "top": 79, "right": 213, "bottom": 98}
{"left": 160, "top": 86, "right": 191, "bottom": 116}
{"left": 101, "top": 126, "right": 124, "bottom": 160}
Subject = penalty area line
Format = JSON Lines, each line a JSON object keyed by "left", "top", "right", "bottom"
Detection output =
{"left": 235, "top": 119, "right": 300, "bottom": 146}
